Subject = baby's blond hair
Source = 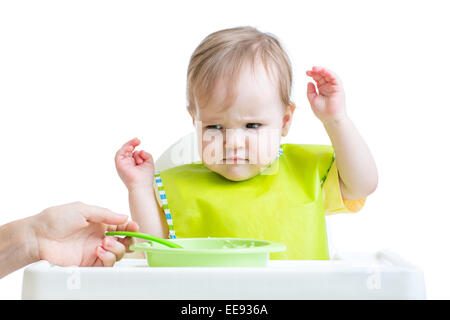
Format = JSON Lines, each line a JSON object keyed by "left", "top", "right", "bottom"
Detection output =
{"left": 186, "top": 26, "right": 293, "bottom": 113}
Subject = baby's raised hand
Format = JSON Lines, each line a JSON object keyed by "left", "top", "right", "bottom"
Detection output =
{"left": 115, "top": 138, "right": 155, "bottom": 191}
{"left": 306, "top": 66, "right": 348, "bottom": 124}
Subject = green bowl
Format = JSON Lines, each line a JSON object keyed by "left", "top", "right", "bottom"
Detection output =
{"left": 129, "top": 238, "right": 286, "bottom": 267}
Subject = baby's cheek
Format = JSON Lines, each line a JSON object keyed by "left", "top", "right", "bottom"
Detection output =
{"left": 249, "top": 129, "right": 280, "bottom": 166}
{"left": 201, "top": 139, "right": 223, "bottom": 165}
{"left": 198, "top": 129, "right": 224, "bottom": 164}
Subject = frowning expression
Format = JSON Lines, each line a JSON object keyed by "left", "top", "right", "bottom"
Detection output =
{"left": 189, "top": 62, "right": 295, "bottom": 181}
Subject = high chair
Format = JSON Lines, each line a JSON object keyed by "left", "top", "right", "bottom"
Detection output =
{"left": 21, "top": 132, "right": 427, "bottom": 299}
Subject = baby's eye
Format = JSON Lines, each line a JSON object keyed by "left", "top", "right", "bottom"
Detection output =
{"left": 246, "top": 123, "right": 262, "bottom": 129}
{"left": 205, "top": 125, "right": 223, "bottom": 130}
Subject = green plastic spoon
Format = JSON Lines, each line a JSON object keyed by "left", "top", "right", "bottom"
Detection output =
{"left": 105, "top": 231, "right": 183, "bottom": 249}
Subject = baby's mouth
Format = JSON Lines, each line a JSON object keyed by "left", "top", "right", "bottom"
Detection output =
{"left": 221, "top": 157, "right": 249, "bottom": 164}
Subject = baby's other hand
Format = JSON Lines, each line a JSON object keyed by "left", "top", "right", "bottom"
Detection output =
{"left": 306, "top": 66, "right": 348, "bottom": 124}
{"left": 115, "top": 138, "right": 155, "bottom": 191}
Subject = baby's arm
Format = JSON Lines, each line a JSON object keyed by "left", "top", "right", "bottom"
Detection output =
{"left": 115, "top": 138, "right": 169, "bottom": 238}
{"left": 322, "top": 116, "right": 377, "bottom": 200}
{"left": 306, "top": 66, "right": 378, "bottom": 200}
{"left": 128, "top": 187, "right": 168, "bottom": 238}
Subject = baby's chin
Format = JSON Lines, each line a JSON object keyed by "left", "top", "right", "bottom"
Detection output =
{"left": 206, "top": 162, "right": 268, "bottom": 182}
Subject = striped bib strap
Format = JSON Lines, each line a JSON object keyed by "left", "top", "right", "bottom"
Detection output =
{"left": 154, "top": 170, "right": 176, "bottom": 239}
{"left": 276, "top": 146, "right": 283, "bottom": 159}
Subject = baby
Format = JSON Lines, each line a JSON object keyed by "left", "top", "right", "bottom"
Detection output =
{"left": 115, "top": 26, "right": 378, "bottom": 260}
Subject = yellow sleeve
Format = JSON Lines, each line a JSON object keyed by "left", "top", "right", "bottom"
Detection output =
{"left": 322, "top": 160, "right": 366, "bottom": 215}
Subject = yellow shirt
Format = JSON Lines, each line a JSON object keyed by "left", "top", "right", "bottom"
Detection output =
{"left": 322, "top": 160, "right": 366, "bottom": 215}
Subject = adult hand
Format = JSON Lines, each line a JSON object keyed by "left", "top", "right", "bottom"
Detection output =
{"left": 28, "top": 202, "right": 138, "bottom": 267}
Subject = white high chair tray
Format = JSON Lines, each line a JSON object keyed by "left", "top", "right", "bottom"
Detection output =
{"left": 21, "top": 249, "right": 426, "bottom": 300}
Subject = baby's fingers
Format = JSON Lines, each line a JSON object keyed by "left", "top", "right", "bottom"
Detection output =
{"left": 122, "top": 137, "right": 141, "bottom": 149}
{"left": 133, "top": 151, "right": 144, "bottom": 165}
{"left": 139, "top": 150, "right": 153, "bottom": 162}
{"left": 322, "top": 68, "right": 342, "bottom": 86}
{"left": 307, "top": 66, "right": 341, "bottom": 85}
{"left": 116, "top": 137, "right": 141, "bottom": 160}
{"left": 134, "top": 150, "right": 154, "bottom": 169}
{"left": 307, "top": 82, "right": 318, "bottom": 102}
{"left": 306, "top": 68, "right": 327, "bottom": 85}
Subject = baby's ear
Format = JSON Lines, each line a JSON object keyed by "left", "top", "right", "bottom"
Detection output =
{"left": 187, "top": 105, "right": 196, "bottom": 125}
{"left": 281, "top": 103, "right": 296, "bottom": 137}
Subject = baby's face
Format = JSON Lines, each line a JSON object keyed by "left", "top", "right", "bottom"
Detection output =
{"left": 190, "top": 62, "right": 295, "bottom": 181}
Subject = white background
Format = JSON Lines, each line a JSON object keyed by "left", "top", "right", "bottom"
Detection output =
{"left": 0, "top": 0, "right": 449, "bottom": 299}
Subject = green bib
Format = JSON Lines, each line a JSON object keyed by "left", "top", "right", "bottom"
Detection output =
{"left": 156, "top": 143, "right": 335, "bottom": 260}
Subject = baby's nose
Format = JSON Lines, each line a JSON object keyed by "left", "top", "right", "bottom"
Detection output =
{"left": 224, "top": 128, "right": 247, "bottom": 150}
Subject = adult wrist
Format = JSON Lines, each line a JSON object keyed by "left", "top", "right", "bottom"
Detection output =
{"left": 15, "top": 215, "right": 41, "bottom": 266}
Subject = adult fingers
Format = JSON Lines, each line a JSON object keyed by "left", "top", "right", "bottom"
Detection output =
{"left": 115, "top": 236, "right": 136, "bottom": 253}
{"left": 102, "top": 236, "right": 126, "bottom": 261}
{"left": 96, "top": 246, "right": 117, "bottom": 267}
{"left": 106, "top": 219, "right": 138, "bottom": 232}
{"left": 80, "top": 203, "right": 128, "bottom": 225}
{"left": 107, "top": 221, "right": 139, "bottom": 252}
